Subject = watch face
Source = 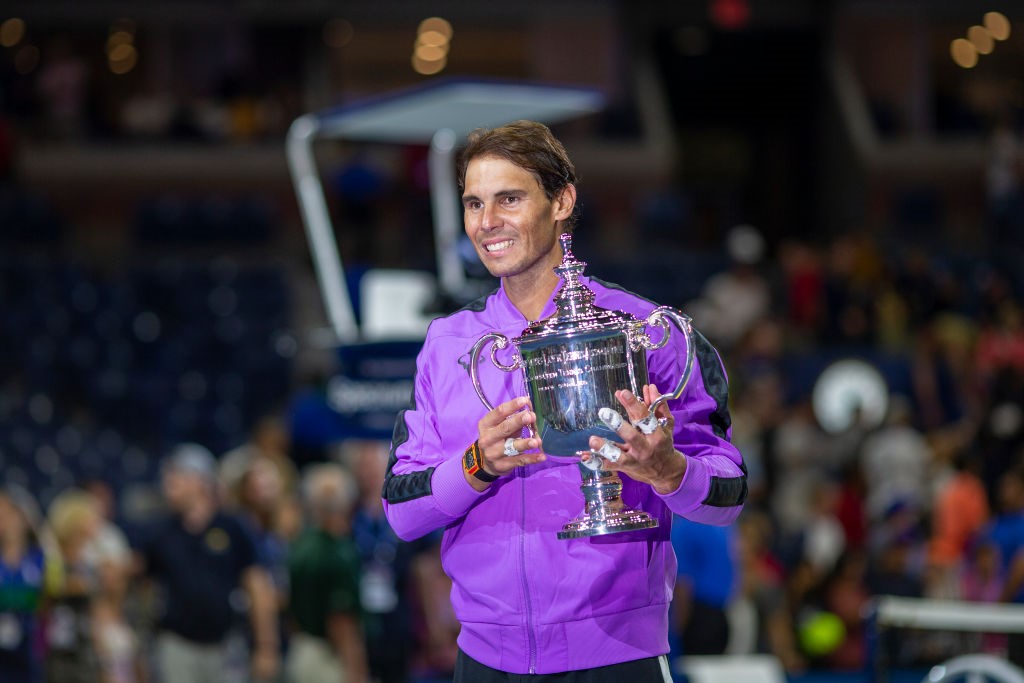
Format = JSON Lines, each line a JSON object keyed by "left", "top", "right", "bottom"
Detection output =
{"left": 464, "top": 447, "right": 477, "bottom": 470}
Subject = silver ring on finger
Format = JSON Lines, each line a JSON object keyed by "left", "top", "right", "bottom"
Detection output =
{"left": 598, "top": 440, "right": 623, "bottom": 463}
{"left": 633, "top": 414, "right": 659, "bottom": 435}
{"left": 503, "top": 437, "right": 520, "bottom": 457}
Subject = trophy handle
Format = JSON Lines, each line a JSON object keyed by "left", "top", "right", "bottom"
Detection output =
{"left": 469, "top": 332, "right": 521, "bottom": 411}
{"left": 641, "top": 306, "right": 696, "bottom": 415}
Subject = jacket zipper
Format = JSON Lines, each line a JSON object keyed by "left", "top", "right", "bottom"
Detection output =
{"left": 519, "top": 463, "right": 537, "bottom": 674}
{"left": 517, "top": 367, "right": 538, "bottom": 674}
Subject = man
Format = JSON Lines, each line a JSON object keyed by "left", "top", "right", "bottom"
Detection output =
{"left": 383, "top": 120, "right": 746, "bottom": 681}
{"left": 135, "top": 443, "right": 279, "bottom": 683}
{"left": 286, "top": 462, "right": 368, "bottom": 683}
{"left": 671, "top": 516, "right": 738, "bottom": 657}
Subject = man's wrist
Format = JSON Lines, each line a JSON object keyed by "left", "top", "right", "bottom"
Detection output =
{"left": 462, "top": 441, "right": 499, "bottom": 483}
{"left": 651, "top": 450, "right": 687, "bottom": 495}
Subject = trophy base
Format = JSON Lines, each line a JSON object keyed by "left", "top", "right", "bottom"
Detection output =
{"left": 557, "top": 464, "right": 659, "bottom": 539}
{"left": 557, "top": 509, "right": 658, "bottom": 539}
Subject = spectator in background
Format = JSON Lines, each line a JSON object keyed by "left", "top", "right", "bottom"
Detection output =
{"left": 687, "top": 224, "right": 771, "bottom": 351}
{"left": 286, "top": 463, "right": 367, "bottom": 683}
{"left": 134, "top": 443, "right": 279, "bottom": 683}
{"left": 347, "top": 440, "right": 425, "bottom": 683}
{"left": 733, "top": 511, "right": 805, "bottom": 673}
{"left": 928, "top": 449, "right": 990, "bottom": 598}
{"left": 770, "top": 400, "right": 827, "bottom": 543}
{"left": 0, "top": 485, "right": 56, "bottom": 683}
{"left": 44, "top": 489, "right": 103, "bottom": 683}
{"left": 408, "top": 539, "right": 458, "bottom": 683}
{"left": 35, "top": 37, "right": 88, "bottom": 140}
{"left": 670, "top": 516, "right": 738, "bottom": 657}
{"left": 984, "top": 464, "right": 1024, "bottom": 588}
{"left": 986, "top": 116, "right": 1024, "bottom": 256}
{"left": 778, "top": 240, "right": 824, "bottom": 343}
{"left": 859, "top": 396, "right": 933, "bottom": 524}
{"left": 990, "top": 462, "right": 1024, "bottom": 667}
{"left": 90, "top": 526, "right": 144, "bottom": 683}
{"left": 221, "top": 415, "right": 299, "bottom": 501}
{"left": 54, "top": 481, "right": 142, "bottom": 683}
{"left": 228, "top": 454, "right": 294, "bottom": 675}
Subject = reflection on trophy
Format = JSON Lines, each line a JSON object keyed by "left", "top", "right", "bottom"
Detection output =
{"left": 469, "top": 233, "right": 695, "bottom": 539}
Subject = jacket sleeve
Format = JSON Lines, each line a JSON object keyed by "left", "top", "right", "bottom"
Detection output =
{"left": 381, "top": 336, "right": 488, "bottom": 541}
{"left": 651, "top": 328, "right": 746, "bottom": 526}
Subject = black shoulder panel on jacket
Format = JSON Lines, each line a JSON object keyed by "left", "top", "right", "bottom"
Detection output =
{"left": 693, "top": 330, "right": 732, "bottom": 441}
{"left": 381, "top": 368, "right": 436, "bottom": 503}
{"left": 704, "top": 472, "right": 749, "bottom": 507}
{"left": 693, "top": 329, "right": 747, "bottom": 507}
{"left": 383, "top": 407, "right": 436, "bottom": 503}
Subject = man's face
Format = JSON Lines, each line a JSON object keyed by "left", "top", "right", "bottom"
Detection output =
{"left": 462, "top": 155, "right": 574, "bottom": 283}
{"left": 162, "top": 468, "right": 204, "bottom": 510}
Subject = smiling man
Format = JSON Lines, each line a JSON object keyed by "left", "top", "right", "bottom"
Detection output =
{"left": 383, "top": 120, "right": 746, "bottom": 682}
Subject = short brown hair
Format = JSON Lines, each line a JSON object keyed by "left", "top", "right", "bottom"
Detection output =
{"left": 458, "top": 120, "right": 579, "bottom": 228}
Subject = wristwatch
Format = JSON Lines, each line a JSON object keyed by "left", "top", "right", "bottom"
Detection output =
{"left": 463, "top": 441, "right": 499, "bottom": 483}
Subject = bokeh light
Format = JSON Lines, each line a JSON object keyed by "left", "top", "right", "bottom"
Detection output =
{"left": 106, "top": 29, "right": 133, "bottom": 52}
{"left": 412, "top": 16, "right": 451, "bottom": 76}
{"left": 412, "top": 53, "right": 446, "bottom": 75}
{"left": 950, "top": 37, "right": 978, "bottom": 68}
{"left": 0, "top": 17, "right": 25, "bottom": 48}
{"left": 323, "top": 17, "right": 354, "bottom": 48}
{"left": 417, "top": 17, "right": 452, "bottom": 40}
{"left": 13, "top": 43, "right": 38, "bottom": 74}
{"left": 967, "top": 25, "right": 994, "bottom": 54}
{"left": 984, "top": 11, "right": 1011, "bottom": 41}
{"left": 109, "top": 43, "right": 137, "bottom": 74}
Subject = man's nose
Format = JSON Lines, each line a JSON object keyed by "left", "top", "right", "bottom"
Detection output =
{"left": 481, "top": 203, "right": 501, "bottom": 230}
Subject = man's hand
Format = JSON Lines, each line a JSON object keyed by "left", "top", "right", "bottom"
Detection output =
{"left": 467, "top": 396, "right": 545, "bottom": 491}
{"left": 585, "top": 384, "right": 686, "bottom": 494}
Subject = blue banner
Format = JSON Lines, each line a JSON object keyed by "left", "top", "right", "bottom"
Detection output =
{"left": 290, "top": 340, "right": 422, "bottom": 446}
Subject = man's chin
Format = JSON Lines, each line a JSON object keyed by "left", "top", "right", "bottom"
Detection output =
{"left": 479, "top": 256, "right": 515, "bottom": 279}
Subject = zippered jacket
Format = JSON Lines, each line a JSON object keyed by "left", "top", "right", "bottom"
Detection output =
{"left": 383, "top": 277, "right": 746, "bottom": 674}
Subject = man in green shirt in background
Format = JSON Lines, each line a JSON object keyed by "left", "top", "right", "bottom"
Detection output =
{"left": 286, "top": 463, "right": 367, "bottom": 683}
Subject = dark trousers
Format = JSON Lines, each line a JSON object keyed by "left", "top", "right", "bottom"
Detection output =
{"left": 454, "top": 649, "right": 672, "bottom": 683}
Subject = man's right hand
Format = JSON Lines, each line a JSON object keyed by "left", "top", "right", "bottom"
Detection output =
{"left": 467, "top": 396, "right": 545, "bottom": 491}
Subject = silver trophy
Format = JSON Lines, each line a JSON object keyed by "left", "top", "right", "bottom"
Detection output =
{"left": 469, "top": 233, "right": 695, "bottom": 539}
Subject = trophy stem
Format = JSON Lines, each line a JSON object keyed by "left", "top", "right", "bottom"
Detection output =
{"left": 557, "top": 462, "right": 659, "bottom": 539}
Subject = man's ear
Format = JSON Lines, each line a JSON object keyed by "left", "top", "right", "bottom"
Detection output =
{"left": 553, "top": 184, "right": 577, "bottom": 222}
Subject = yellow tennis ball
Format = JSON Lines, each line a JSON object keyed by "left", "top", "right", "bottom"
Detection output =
{"left": 799, "top": 611, "right": 845, "bottom": 657}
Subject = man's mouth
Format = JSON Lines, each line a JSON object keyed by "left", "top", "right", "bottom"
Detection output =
{"left": 485, "top": 239, "right": 514, "bottom": 253}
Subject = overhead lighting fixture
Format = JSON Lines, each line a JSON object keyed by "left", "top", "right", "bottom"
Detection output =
{"left": 0, "top": 17, "right": 25, "bottom": 48}
{"left": 412, "top": 53, "right": 446, "bottom": 76}
{"left": 984, "top": 11, "right": 1011, "bottom": 41}
{"left": 108, "top": 43, "right": 137, "bottom": 74}
{"left": 950, "top": 37, "right": 978, "bottom": 68}
{"left": 418, "top": 17, "right": 452, "bottom": 40}
{"left": 967, "top": 25, "right": 994, "bottom": 54}
{"left": 412, "top": 16, "right": 451, "bottom": 76}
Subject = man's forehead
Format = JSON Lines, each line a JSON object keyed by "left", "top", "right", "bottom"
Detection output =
{"left": 464, "top": 155, "right": 542, "bottom": 193}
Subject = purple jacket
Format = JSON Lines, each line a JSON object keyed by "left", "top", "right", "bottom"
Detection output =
{"left": 383, "top": 277, "right": 745, "bottom": 674}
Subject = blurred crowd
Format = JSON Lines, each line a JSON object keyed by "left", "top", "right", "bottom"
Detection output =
{"left": 0, "top": 423, "right": 456, "bottom": 683}
{"left": 674, "top": 221, "right": 1024, "bottom": 674}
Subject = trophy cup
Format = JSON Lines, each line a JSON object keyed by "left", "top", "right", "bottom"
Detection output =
{"left": 469, "top": 233, "right": 695, "bottom": 539}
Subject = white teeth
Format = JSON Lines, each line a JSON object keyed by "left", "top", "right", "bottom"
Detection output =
{"left": 485, "top": 240, "right": 513, "bottom": 252}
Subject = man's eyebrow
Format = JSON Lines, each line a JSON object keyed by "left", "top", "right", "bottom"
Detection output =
{"left": 461, "top": 189, "right": 527, "bottom": 203}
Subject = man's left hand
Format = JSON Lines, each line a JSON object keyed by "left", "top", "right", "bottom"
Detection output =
{"left": 585, "top": 384, "right": 686, "bottom": 494}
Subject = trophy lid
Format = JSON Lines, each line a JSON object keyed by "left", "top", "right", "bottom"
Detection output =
{"left": 516, "top": 233, "right": 640, "bottom": 342}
